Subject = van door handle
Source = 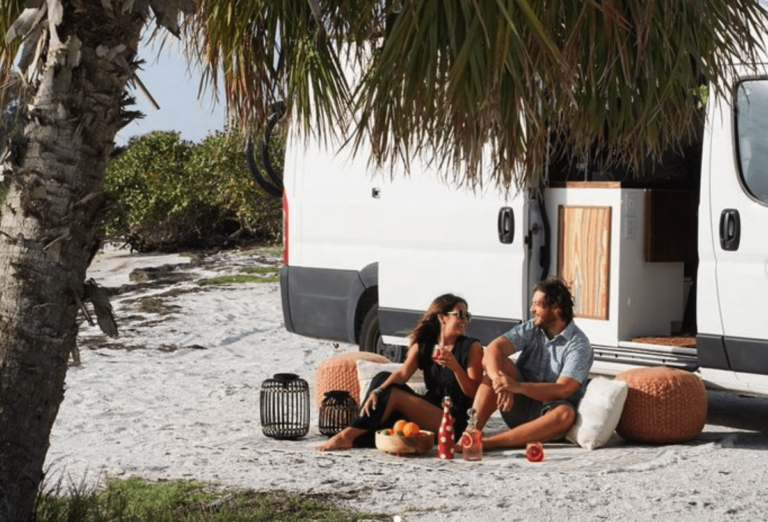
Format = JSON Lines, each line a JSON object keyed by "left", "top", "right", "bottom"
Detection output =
{"left": 719, "top": 209, "right": 741, "bottom": 251}
{"left": 498, "top": 206, "right": 514, "bottom": 244}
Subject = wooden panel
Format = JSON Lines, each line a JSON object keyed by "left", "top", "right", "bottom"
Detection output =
{"left": 549, "top": 181, "right": 623, "bottom": 189}
{"left": 558, "top": 206, "right": 612, "bottom": 320}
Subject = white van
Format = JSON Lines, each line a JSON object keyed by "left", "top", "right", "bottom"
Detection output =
{"left": 279, "top": 63, "right": 768, "bottom": 397}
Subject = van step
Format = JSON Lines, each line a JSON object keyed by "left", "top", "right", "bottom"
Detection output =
{"left": 591, "top": 341, "right": 699, "bottom": 372}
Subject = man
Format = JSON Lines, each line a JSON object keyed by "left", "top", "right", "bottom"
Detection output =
{"left": 469, "top": 277, "right": 593, "bottom": 450}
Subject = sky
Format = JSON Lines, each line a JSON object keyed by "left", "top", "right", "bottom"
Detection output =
{"left": 115, "top": 38, "right": 227, "bottom": 146}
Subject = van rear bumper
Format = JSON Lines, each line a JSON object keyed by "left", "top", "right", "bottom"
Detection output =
{"left": 280, "top": 265, "right": 365, "bottom": 344}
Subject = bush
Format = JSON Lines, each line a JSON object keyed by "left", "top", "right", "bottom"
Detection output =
{"left": 104, "top": 130, "right": 282, "bottom": 252}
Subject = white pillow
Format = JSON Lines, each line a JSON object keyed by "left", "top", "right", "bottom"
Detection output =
{"left": 565, "top": 377, "right": 628, "bottom": 450}
{"left": 356, "top": 359, "right": 427, "bottom": 398}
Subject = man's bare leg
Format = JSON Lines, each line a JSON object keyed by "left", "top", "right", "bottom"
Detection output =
{"left": 473, "top": 356, "right": 518, "bottom": 431}
{"left": 482, "top": 404, "right": 575, "bottom": 450}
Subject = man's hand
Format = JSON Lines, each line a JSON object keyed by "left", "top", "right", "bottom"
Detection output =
{"left": 491, "top": 370, "right": 513, "bottom": 393}
{"left": 492, "top": 371, "right": 517, "bottom": 411}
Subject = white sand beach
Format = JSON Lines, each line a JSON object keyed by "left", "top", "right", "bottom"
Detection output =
{"left": 46, "top": 245, "right": 768, "bottom": 521}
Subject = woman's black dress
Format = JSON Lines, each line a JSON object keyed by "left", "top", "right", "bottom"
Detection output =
{"left": 348, "top": 335, "right": 478, "bottom": 447}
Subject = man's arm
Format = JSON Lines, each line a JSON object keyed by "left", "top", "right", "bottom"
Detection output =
{"left": 482, "top": 336, "right": 518, "bottom": 411}
{"left": 483, "top": 335, "right": 515, "bottom": 376}
{"left": 508, "top": 375, "right": 581, "bottom": 403}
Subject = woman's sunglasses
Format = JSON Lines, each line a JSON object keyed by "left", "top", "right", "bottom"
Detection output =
{"left": 446, "top": 310, "right": 472, "bottom": 322}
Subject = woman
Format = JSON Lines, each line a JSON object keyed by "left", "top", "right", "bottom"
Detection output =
{"left": 317, "top": 294, "right": 483, "bottom": 450}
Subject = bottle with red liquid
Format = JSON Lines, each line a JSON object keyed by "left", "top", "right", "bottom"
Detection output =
{"left": 436, "top": 396, "right": 454, "bottom": 459}
{"left": 461, "top": 407, "right": 483, "bottom": 461}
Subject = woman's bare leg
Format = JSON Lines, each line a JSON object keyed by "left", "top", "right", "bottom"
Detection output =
{"left": 382, "top": 389, "right": 443, "bottom": 432}
{"left": 316, "top": 426, "right": 367, "bottom": 451}
{"left": 317, "top": 389, "right": 442, "bottom": 450}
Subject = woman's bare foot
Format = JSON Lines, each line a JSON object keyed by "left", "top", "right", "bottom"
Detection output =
{"left": 316, "top": 427, "right": 361, "bottom": 451}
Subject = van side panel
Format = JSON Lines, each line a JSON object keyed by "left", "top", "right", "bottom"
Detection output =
{"left": 281, "top": 128, "right": 385, "bottom": 344}
{"left": 378, "top": 172, "right": 531, "bottom": 336}
{"left": 281, "top": 265, "right": 366, "bottom": 343}
{"left": 379, "top": 307, "right": 518, "bottom": 346}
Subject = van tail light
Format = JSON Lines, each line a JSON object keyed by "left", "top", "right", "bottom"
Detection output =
{"left": 282, "top": 190, "right": 289, "bottom": 265}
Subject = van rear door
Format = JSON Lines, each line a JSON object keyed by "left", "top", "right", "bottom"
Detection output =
{"left": 699, "top": 76, "right": 768, "bottom": 377}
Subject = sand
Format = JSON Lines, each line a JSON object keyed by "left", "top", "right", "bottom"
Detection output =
{"left": 45, "top": 245, "right": 768, "bottom": 521}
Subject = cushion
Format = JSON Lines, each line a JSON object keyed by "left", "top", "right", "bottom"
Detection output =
{"left": 614, "top": 366, "right": 707, "bottom": 444}
{"left": 356, "top": 359, "right": 427, "bottom": 398}
{"left": 565, "top": 377, "right": 629, "bottom": 450}
{"left": 315, "top": 351, "right": 390, "bottom": 409}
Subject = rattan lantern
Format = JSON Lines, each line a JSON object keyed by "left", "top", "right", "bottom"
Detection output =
{"left": 319, "top": 390, "right": 358, "bottom": 436}
{"left": 260, "top": 373, "right": 310, "bottom": 439}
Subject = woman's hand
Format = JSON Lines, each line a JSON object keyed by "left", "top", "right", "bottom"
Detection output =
{"left": 360, "top": 389, "right": 380, "bottom": 416}
{"left": 435, "top": 349, "right": 460, "bottom": 373}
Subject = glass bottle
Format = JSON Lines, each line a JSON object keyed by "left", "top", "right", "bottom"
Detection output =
{"left": 437, "top": 396, "right": 455, "bottom": 459}
{"left": 461, "top": 407, "right": 483, "bottom": 461}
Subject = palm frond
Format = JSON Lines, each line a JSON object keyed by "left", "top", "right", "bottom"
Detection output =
{"left": 0, "top": 0, "right": 28, "bottom": 90}
{"left": 184, "top": 0, "right": 768, "bottom": 191}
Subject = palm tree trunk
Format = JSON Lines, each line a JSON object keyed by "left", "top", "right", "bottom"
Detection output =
{"left": 0, "top": 5, "right": 146, "bottom": 519}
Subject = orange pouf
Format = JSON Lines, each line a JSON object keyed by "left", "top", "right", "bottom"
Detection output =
{"left": 314, "top": 351, "right": 390, "bottom": 409}
{"left": 615, "top": 367, "right": 707, "bottom": 444}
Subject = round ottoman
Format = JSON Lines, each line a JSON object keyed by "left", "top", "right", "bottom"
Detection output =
{"left": 314, "top": 351, "right": 389, "bottom": 409}
{"left": 615, "top": 366, "right": 707, "bottom": 444}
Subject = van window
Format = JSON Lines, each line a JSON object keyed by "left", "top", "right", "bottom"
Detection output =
{"left": 736, "top": 80, "right": 768, "bottom": 203}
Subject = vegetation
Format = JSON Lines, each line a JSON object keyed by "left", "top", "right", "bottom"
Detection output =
{"left": 34, "top": 476, "right": 384, "bottom": 522}
{"left": 104, "top": 130, "right": 282, "bottom": 252}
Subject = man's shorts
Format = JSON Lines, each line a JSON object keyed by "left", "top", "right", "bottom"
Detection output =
{"left": 499, "top": 366, "right": 575, "bottom": 429}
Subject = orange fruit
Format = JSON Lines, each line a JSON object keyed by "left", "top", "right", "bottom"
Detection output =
{"left": 459, "top": 432, "right": 473, "bottom": 448}
{"left": 403, "top": 422, "right": 420, "bottom": 437}
{"left": 393, "top": 419, "right": 407, "bottom": 433}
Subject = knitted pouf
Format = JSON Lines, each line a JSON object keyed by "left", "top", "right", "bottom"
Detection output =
{"left": 314, "top": 351, "right": 390, "bottom": 409}
{"left": 614, "top": 366, "right": 707, "bottom": 444}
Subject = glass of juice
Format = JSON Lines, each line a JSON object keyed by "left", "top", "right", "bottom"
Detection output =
{"left": 432, "top": 344, "right": 442, "bottom": 362}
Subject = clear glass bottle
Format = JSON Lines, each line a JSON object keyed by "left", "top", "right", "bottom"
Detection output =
{"left": 461, "top": 407, "right": 483, "bottom": 461}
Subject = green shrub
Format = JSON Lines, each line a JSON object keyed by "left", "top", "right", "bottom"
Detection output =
{"left": 104, "top": 130, "right": 282, "bottom": 252}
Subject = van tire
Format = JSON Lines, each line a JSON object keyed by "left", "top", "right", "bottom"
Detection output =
{"left": 360, "top": 304, "right": 404, "bottom": 362}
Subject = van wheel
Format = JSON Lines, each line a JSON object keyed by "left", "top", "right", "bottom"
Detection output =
{"left": 360, "top": 304, "right": 404, "bottom": 363}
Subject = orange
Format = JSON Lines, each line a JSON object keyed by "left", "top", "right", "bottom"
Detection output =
{"left": 393, "top": 419, "right": 407, "bottom": 433}
{"left": 403, "top": 422, "right": 420, "bottom": 437}
{"left": 459, "top": 432, "right": 473, "bottom": 448}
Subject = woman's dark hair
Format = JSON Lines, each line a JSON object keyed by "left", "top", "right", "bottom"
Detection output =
{"left": 409, "top": 293, "right": 468, "bottom": 344}
{"left": 533, "top": 277, "right": 575, "bottom": 323}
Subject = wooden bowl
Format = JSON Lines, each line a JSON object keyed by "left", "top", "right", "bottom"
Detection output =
{"left": 375, "top": 429, "right": 435, "bottom": 456}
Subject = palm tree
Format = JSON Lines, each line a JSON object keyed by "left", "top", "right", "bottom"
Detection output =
{"left": 1, "top": 1, "right": 766, "bottom": 519}
{"left": 192, "top": 0, "right": 768, "bottom": 191}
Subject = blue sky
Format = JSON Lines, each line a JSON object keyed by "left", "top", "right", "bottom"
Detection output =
{"left": 116, "top": 39, "right": 227, "bottom": 146}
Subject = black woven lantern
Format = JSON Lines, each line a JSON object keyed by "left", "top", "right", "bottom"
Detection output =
{"left": 319, "top": 390, "right": 358, "bottom": 436}
{"left": 260, "top": 373, "right": 310, "bottom": 439}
